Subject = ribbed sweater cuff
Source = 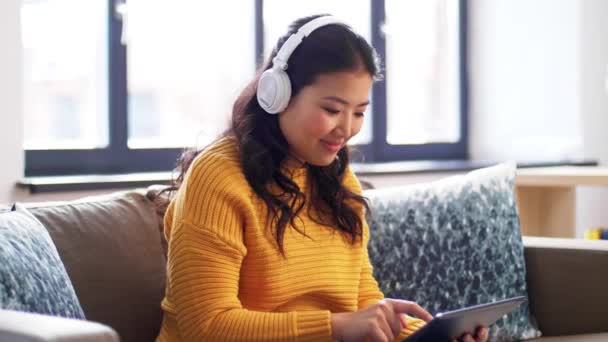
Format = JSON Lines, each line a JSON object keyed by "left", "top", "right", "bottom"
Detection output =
{"left": 398, "top": 316, "right": 427, "bottom": 340}
{"left": 296, "top": 310, "right": 332, "bottom": 341}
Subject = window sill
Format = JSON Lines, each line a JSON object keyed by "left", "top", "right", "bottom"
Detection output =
{"left": 17, "top": 172, "right": 174, "bottom": 193}
{"left": 351, "top": 159, "right": 597, "bottom": 175}
{"left": 18, "top": 159, "right": 597, "bottom": 193}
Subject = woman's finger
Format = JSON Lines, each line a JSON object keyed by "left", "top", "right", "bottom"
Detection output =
{"left": 475, "top": 326, "right": 489, "bottom": 341}
{"left": 380, "top": 317, "right": 396, "bottom": 342}
{"left": 370, "top": 324, "right": 391, "bottom": 342}
{"left": 378, "top": 300, "right": 402, "bottom": 337}
{"left": 462, "top": 333, "right": 475, "bottom": 342}
{"left": 389, "top": 299, "right": 434, "bottom": 322}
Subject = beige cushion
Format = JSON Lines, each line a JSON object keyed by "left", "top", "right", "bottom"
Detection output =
{"left": 26, "top": 189, "right": 166, "bottom": 342}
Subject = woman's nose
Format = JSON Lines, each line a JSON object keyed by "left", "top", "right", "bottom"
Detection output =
{"left": 334, "top": 112, "right": 352, "bottom": 138}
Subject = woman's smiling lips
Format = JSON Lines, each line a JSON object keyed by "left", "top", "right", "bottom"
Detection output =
{"left": 320, "top": 139, "right": 343, "bottom": 153}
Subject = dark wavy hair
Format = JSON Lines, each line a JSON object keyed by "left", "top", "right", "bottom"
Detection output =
{"left": 157, "top": 14, "right": 382, "bottom": 255}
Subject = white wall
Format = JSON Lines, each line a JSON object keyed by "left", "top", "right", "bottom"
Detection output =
{"left": 468, "top": 0, "right": 583, "bottom": 162}
{"left": 576, "top": 0, "right": 608, "bottom": 235}
{"left": 0, "top": 0, "right": 24, "bottom": 205}
{"left": 469, "top": 0, "right": 608, "bottom": 236}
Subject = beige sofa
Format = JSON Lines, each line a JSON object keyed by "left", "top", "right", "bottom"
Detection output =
{"left": 0, "top": 187, "right": 606, "bottom": 341}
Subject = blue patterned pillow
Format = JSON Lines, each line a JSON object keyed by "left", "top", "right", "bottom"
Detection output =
{"left": 364, "top": 163, "right": 541, "bottom": 341}
{"left": 0, "top": 204, "right": 85, "bottom": 319}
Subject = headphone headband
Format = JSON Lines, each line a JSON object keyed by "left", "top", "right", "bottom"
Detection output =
{"left": 272, "top": 16, "right": 347, "bottom": 70}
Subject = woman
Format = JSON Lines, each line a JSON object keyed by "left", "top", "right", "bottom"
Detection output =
{"left": 156, "top": 14, "right": 488, "bottom": 342}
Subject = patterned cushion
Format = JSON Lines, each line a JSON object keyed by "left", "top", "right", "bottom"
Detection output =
{"left": 364, "top": 163, "right": 541, "bottom": 341}
{"left": 0, "top": 204, "right": 84, "bottom": 319}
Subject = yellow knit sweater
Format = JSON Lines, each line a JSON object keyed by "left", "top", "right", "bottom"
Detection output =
{"left": 156, "top": 136, "right": 425, "bottom": 341}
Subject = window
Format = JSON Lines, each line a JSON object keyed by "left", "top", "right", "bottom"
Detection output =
{"left": 385, "top": 0, "right": 462, "bottom": 146}
{"left": 125, "top": 0, "right": 254, "bottom": 149}
{"left": 23, "top": 0, "right": 467, "bottom": 176}
{"left": 21, "top": 0, "right": 109, "bottom": 151}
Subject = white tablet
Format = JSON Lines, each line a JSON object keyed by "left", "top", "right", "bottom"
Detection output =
{"left": 402, "top": 296, "right": 527, "bottom": 341}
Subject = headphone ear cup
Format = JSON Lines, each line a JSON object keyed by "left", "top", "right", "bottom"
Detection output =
{"left": 257, "top": 68, "right": 292, "bottom": 114}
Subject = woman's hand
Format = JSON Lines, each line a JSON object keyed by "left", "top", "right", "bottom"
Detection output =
{"left": 451, "top": 326, "right": 489, "bottom": 342}
{"left": 331, "top": 298, "right": 433, "bottom": 342}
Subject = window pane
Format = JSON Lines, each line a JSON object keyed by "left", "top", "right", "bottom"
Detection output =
{"left": 126, "top": 0, "right": 255, "bottom": 149}
{"left": 21, "top": 0, "right": 109, "bottom": 150}
{"left": 263, "top": 0, "right": 372, "bottom": 145}
{"left": 385, "top": 0, "right": 460, "bottom": 145}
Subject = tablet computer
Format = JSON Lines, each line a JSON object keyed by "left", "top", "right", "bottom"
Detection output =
{"left": 402, "top": 296, "right": 527, "bottom": 341}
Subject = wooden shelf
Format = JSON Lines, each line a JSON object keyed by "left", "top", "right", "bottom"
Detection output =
{"left": 515, "top": 166, "right": 608, "bottom": 238}
{"left": 517, "top": 167, "right": 608, "bottom": 187}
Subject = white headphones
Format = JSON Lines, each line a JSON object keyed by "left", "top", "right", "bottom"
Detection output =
{"left": 257, "top": 16, "right": 348, "bottom": 114}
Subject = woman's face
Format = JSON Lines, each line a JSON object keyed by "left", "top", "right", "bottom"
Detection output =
{"left": 279, "top": 69, "right": 373, "bottom": 166}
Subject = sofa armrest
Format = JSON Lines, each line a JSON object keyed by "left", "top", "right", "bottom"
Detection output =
{"left": 0, "top": 309, "right": 119, "bottom": 342}
{"left": 523, "top": 236, "right": 608, "bottom": 336}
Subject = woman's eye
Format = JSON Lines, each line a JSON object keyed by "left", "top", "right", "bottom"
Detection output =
{"left": 355, "top": 112, "right": 365, "bottom": 118}
{"left": 323, "top": 107, "right": 340, "bottom": 115}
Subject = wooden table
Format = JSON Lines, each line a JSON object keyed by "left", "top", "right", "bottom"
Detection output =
{"left": 515, "top": 167, "right": 608, "bottom": 237}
